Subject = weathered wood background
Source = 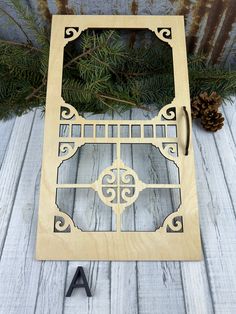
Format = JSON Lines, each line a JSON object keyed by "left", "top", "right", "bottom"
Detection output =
{"left": 0, "top": 97, "right": 235, "bottom": 313}
{"left": 0, "top": 0, "right": 236, "bottom": 65}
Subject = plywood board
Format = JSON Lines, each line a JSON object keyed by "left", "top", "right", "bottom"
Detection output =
{"left": 36, "top": 15, "right": 202, "bottom": 260}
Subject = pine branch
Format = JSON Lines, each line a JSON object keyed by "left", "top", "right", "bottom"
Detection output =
{"left": 97, "top": 93, "right": 150, "bottom": 111}
{"left": 5, "top": 0, "right": 49, "bottom": 47}
{"left": 0, "top": 5, "right": 31, "bottom": 43}
{"left": 25, "top": 80, "right": 46, "bottom": 101}
{"left": 64, "top": 48, "right": 96, "bottom": 68}
{"left": 64, "top": 30, "right": 116, "bottom": 69}
{"left": 0, "top": 39, "right": 41, "bottom": 51}
{"left": 0, "top": 9, "right": 235, "bottom": 121}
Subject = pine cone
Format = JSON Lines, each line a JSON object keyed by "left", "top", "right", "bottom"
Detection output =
{"left": 201, "top": 109, "right": 224, "bottom": 132}
{"left": 191, "top": 91, "right": 222, "bottom": 119}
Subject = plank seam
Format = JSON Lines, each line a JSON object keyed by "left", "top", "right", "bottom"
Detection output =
{"left": 213, "top": 135, "right": 236, "bottom": 220}
{"left": 193, "top": 130, "right": 224, "bottom": 313}
{"left": 179, "top": 264, "right": 188, "bottom": 314}
{"left": 25, "top": 168, "right": 41, "bottom": 257}
{"left": 61, "top": 261, "right": 69, "bottom": 314}
{"left": 135, "top": 261, "right": 140, "bottom": 314}
{"left": 33, "top": 261, "right": 44, "bottom": 314}
{"left": 199, "top": 235, "right": 216, "bottom": 314}
{"left": 0, "top": 118, "right": 16, "bottom": 172}
{"left": 28, "top": 167, "right": 44, "bottom": 313}
{"left": 222, "top": 105, "right": 236, "bottom": 147}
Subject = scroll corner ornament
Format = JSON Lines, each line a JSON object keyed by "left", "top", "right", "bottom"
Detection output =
{"left": 54, "top": 209, "right": 80, "bottom": 233}
{"left": 155, "top": 27, "right": 173, "bottom": 46}
{"left": 64, "top": 27, "right": 81, "bottom": 44}
{"left": 159, "top": 207, "right": 184, "bottom": 233}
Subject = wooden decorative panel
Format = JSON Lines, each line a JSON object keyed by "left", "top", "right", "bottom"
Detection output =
{"left": 36, "top": 15, "right": 202, "bottom": 260}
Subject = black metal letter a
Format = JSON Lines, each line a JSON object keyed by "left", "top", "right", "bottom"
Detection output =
{"left": 66, "top": 266, "right": 92, "bottom": 297}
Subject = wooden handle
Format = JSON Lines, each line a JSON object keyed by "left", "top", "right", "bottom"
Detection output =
{"left": 183, "top": 106, "right": 190, "bottom": 156}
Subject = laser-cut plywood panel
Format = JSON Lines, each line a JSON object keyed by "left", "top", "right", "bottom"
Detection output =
{"left": 36, "top": 15, "right": 202, "bottom": 260}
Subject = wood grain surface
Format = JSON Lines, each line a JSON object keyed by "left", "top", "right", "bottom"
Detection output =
{"left": 36, "top": 15, "right": 201, "bottom": 260}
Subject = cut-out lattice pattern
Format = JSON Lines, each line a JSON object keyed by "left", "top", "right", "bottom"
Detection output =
{"left": 36, "top": 15, "right": 201, "bottom": 260}
{"left": 57, "top": 102, "right": 180, "bottom": 232}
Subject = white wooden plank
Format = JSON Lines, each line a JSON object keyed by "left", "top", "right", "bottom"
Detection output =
{"left": 179, "top": 99, "right": 236, "bottom": 314}
{"left": 34, "top": 124, "right": 79, "bottom": 314}
{"left": 131, "top": 109, "right": 186, "bottom": 314}
{"left": 0, "top": 110, "right": 44, "bottom": 313}
{"left": 0, "top": 117, "right": 15, "bottom": 168}
{"left": 222, "top": 97, "right": 236, "bottom": 143}
{"left": 193, "top": 121, "right": 236, "bottom": 313}
{"left": 110, "top": 111, "right": 138, "bottom": 314}
{"left": 110, "top": 261, "right": 138, "bottom": 314}
{"left": 165, "top": 125, "right": 214, "bottom": 313}
{"left": 64, "top": 114, "right": 112, "bottom": 314}
{"left": 0, "top": 111, "right": 35, "bottom": 255}
{"left": 180, "top": 261, "right": 214, "bottom": 314}
{"left": 34, "top": 261, "right": 67, "bottom": 314}
{"left": 213, "top": 105, "right": 236, "bottom": 214}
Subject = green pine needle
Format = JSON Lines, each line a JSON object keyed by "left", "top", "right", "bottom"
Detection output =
{"left": 0, "top": 0, "right": 235, "bottom": 120}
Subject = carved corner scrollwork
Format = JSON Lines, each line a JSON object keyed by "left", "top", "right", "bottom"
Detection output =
{"left": 159, "top": 208, "right": 183, "bottom": 233}
{"left": 60, "top": 102, "right": 86, "bottom": 122}
{"left": 157, "top": 28, "right": 172, "bottom": 39}
{"left": 58, "top": 141, "right": 85, "bottom": 167}
{"left": 163, "top": 107, "right": 176, "bottom": 121}
{"left": 155, "top": 28, "right": 173, "bottom": 47}
{"left": 159, "top": 143, "right": 178, "bottom": 164}
{"left": 64, "top": 27, "right": 81, "bottom": 45}
{"left": 166, "top": 216, "right": 183, "bottom": 232}
{"left": 54, "top": 215, "right": 71, "bottom": 232}
{"left": 54, "top": 207, "right": 81, "bottom": 233}
{"left": 151, "top": 141, "right": 178, "bottom": 167}
{"left": 61, "top": 103, "right": 77, "bottom": 120}
{"left": 152, "top": 103, "right": 176, "bottom": 123}
{"left": 59, "top": 142, "right": 76, "bottom": 159}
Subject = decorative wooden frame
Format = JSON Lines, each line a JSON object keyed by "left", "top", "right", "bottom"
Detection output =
{"left": 36, "top": 15, "right": 202, "bottom": 260}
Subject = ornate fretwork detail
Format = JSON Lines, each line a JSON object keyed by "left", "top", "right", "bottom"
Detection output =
{"left": 167, "top": 216, "right": 183, "bottom": 232}
{"left": 155, "top": 28, "right": 172, "bottom": 46}
{"left": 54, "top": 206, "right": 82, "bottom": 233}
{"left": 58, "top": 141, "right": 86, "bottom": 167}
{"left": 159, "top": 208, "right": 183, "bottom": 233}
{"left": 159, "top": 143, "right": 178, "bottom": 165}
{"left": 157, "top": 28, "right": 172, "bottom": 39}
{"left": 58, "top": 143, "right": 78, "bottom": 167}
{"left": 64, "top": 27, "right": 80, "bottom": 42}
{"left": 57, "top": 102, "right": 181, "bottom": 232}
{"left": 54, "top": 215, "right": 71, "bottom": 232}
{"left": 151, "top": 140, "right": 178, "bottom": 165}
{"left": 61, "top": 102, "right": 177, "bottom": 123}
{"left": 59, "top": 142, "right": 75, "bottom": 158}
{"left": 94, "top": 160, "right": 145, "bottom": 208}
{"left": 152, "top": 103, "right": 176, "bottom": 123}
{"left": 56, "top": 156, "right": 181, "bottom": 232}
{"left": 36, "top": 15, "right": 202, "bottom": 260}
{"left": 60, "top": 103, "right": 85, "bottom": 122}
{"left": 163, "top": 107, "right": 176, "bottom": 120}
